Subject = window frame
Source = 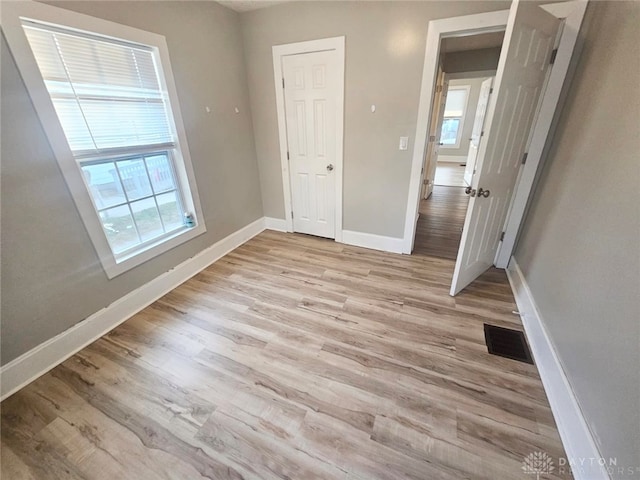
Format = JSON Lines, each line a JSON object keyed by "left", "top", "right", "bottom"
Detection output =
{"left": 440, "top": 84, "right": 471, "bottom": 149}
{"left": 81, "top": 150, "right": 188, "bottom": 260}
{"left": 2, "top": 1, "right": 206, "bottom": 279}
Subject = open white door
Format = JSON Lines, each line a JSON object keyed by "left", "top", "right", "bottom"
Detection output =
{"left": 422, "top": 70, "right": 448, "bottom": 199}
{"left": 282, "top": 50, "right": 339, "bottom": 239}
{"left": 450, "top": 0, "right": 560, "bottom": 296}
{"left": 463, "top": 77, "right": 494, "bottom": 186}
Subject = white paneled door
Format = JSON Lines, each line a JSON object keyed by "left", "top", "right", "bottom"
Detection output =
{"left": 451, "top": 0, "right": 560, "bottom": 295}
{"left": 463, "top": 77, "right": 494, "bottom": 187}
{"left": 283, "top": 50, "right": 339, "bottom": 239}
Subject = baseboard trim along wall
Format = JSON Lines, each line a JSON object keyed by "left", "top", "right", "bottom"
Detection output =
{"left": 262, "top": 218, "right": 405, "bottom": 255}
{"left": 0, "top": 217, "right": 266, "bottom": 401}
{"left": 437, "top": 155, "right": 467, "bottom": 164}
{"left": 264, "top": 216, "right": 288, "bottom": 232}
{"left": 341, "top": 230, "right": 404, "bottom": 254}
{"left": 506, "top": 257, "right": 610, "bottom": 480}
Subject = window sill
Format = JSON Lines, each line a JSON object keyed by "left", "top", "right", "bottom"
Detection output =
{"left": 101, "top": 222, "right": 206, "bottom": 279}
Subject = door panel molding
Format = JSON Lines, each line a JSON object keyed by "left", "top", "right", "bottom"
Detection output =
{"left": 451, "top": 0, "right": 561, "bottom": 295}
{"left": 272, "top": 36, "right": 345, "bottom": 242}
{"left": 495, "top": 0, "right": 588, "bottom": 267}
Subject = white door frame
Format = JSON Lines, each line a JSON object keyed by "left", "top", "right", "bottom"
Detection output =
{"left": 403, "top": 1, "right": 588, "bottom": 257}
{"left": 272, "top": 36, "right": 345, "bottom": 242}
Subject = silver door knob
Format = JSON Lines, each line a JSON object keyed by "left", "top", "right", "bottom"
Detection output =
{"left": 477, "top": 187, "right": 490, "bottom": 198}
{"left": 326, "top": 164, "right": 334, "bottom": 172}
{"left": 464, "top": 186, "right": 476, "bottom": 197}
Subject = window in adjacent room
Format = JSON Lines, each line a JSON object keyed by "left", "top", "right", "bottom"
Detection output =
{"left": 440, "top": 85, "right": 470, "bottom": 149}
{"left": 3, "top": 2, "right": 205, "bottom": 278}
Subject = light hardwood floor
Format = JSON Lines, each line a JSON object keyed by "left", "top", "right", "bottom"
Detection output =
{"left": 1, "top": 230, "right": 569, "bottom": 479}
{"left": 434, "top": 163, "right": 467, "bottom": 187}
{"left": 415, "top": 185, "right": 469, "bottom": 260}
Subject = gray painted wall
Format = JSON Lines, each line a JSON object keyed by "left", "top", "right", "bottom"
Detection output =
{"left": 240, "top": 0, "right": 510, "bottom": 238}
{"left": 514, "top": 1, "right": 640, "bottom": 473}
{"left": 442, "top": 47, "right": 501, "bottom": 74}
{"left": 1, "top": 1, "right": 263, "bottom": 364}
{"left": 438, "top": 77, "right": 487, "bottom": 159}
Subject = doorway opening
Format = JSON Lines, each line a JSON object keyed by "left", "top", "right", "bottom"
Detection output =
{"left": 405, "top": 1, "right": 587, "bottom": 296}
{"left": 415, "top": 32, "right": 504, "bottom": 260}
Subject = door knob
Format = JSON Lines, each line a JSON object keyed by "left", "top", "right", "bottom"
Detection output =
{"left": 477, "top": 187, "right": 490, "bottom": 198}
{"left": 464, "top": 186, "right": 476, "bottom": 197}
{"left": 326, "top": 164, "right": 334, "bottom": 172}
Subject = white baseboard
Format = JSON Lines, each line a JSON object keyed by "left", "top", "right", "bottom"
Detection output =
{"left": 437, "top": 155, "right": 467, "bottom": 163}
{"left": 264, "top": 216, "right": 288, "bottom": 232}
{"left": 0, "top": 217, "right": 266, "bottom": 401}
{"left": 341, "top": 230, "right": 404, "bottom": 254}
{"left": 263, "top": 218, "right": 404, "bottom": 256}
{"left": 506, "top": 257, "right": 609, "bottom": 480}
{"left": 263, "top": 220, "right": 403, "bottom": 256}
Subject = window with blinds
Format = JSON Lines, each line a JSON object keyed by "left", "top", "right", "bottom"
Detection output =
{"left": 22, "top": 21, "right": 192, "bottom": 257}
{"left": 23, "top": 22, "right": 174, "bottom": 155}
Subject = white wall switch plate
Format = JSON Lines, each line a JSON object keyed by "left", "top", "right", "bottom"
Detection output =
{"left": 399, "top": 136, "right": 409, "bottom": 150}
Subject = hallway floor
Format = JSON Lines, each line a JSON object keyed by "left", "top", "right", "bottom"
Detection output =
{"left": 434, "top": 163, "right": 467, "bottom": 187}
{"left": 414, "top": 185, "right": 469, "bottom": 260}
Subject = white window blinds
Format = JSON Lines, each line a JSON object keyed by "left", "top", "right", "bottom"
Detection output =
{"left": 444, "top": 89, "right": 468, "bottom": 117}
{"left": 22, "top": 22, "right": 174, "bottom": 155}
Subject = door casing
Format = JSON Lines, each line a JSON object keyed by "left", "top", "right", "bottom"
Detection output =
{"left": 403, "top": 1, "right": 588, "bottom": 262}
{"left": 273, "top": 36, "right": 345, "bottom": 242}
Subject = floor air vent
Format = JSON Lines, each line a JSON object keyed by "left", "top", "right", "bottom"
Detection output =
{"left": 483, "top": 324, "right": 534, "bottom": 364}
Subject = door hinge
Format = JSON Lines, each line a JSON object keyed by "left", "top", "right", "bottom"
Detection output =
{"left": 429, "top": 135, "right": 436, "bottom": 142}
{"left": 550, "top": 48, "right": 558, "bottom": 65}
{"left": 291, "top": 210, "right": 294, "bottom": 219}
{"left": 500, "top": 231, "right": 505, "bottom": 241}
{"left": 287, "top": 151, "right": 290, "bottom": 160}
{"left": 480, "top": 131, "right": 484, "bottom": 137}
{"left": 521, "top": 152, "right": 528, "bottom": 164}
{"left": 489, "top": 87, "right": 494, "bottom": 94}
{"left": 282, "top": 78, "right": 285, "bottom": 88}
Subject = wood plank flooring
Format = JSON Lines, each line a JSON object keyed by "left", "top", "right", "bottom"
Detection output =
{"left": 434, "top": 163, "right": 467, "bottom": 187}
{"left": 415, "top": 185, "right": 470, "bottom": 260}
{"left": 1, "top": 229, "right": 569, "bottom": 479}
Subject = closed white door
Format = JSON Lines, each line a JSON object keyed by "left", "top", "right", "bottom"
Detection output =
{"left": 451, "top": 0, "right": 560, "bottom": 295}
{"left": 282, "top": 50, "right": 339, "bottom": 239}
{"left": 463, "top": 77, "right": 494, "bottom": 186}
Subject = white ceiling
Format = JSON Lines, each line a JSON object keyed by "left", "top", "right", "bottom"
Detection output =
{"left": 217, "top": 0, "right": 289, "bottom": 12}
